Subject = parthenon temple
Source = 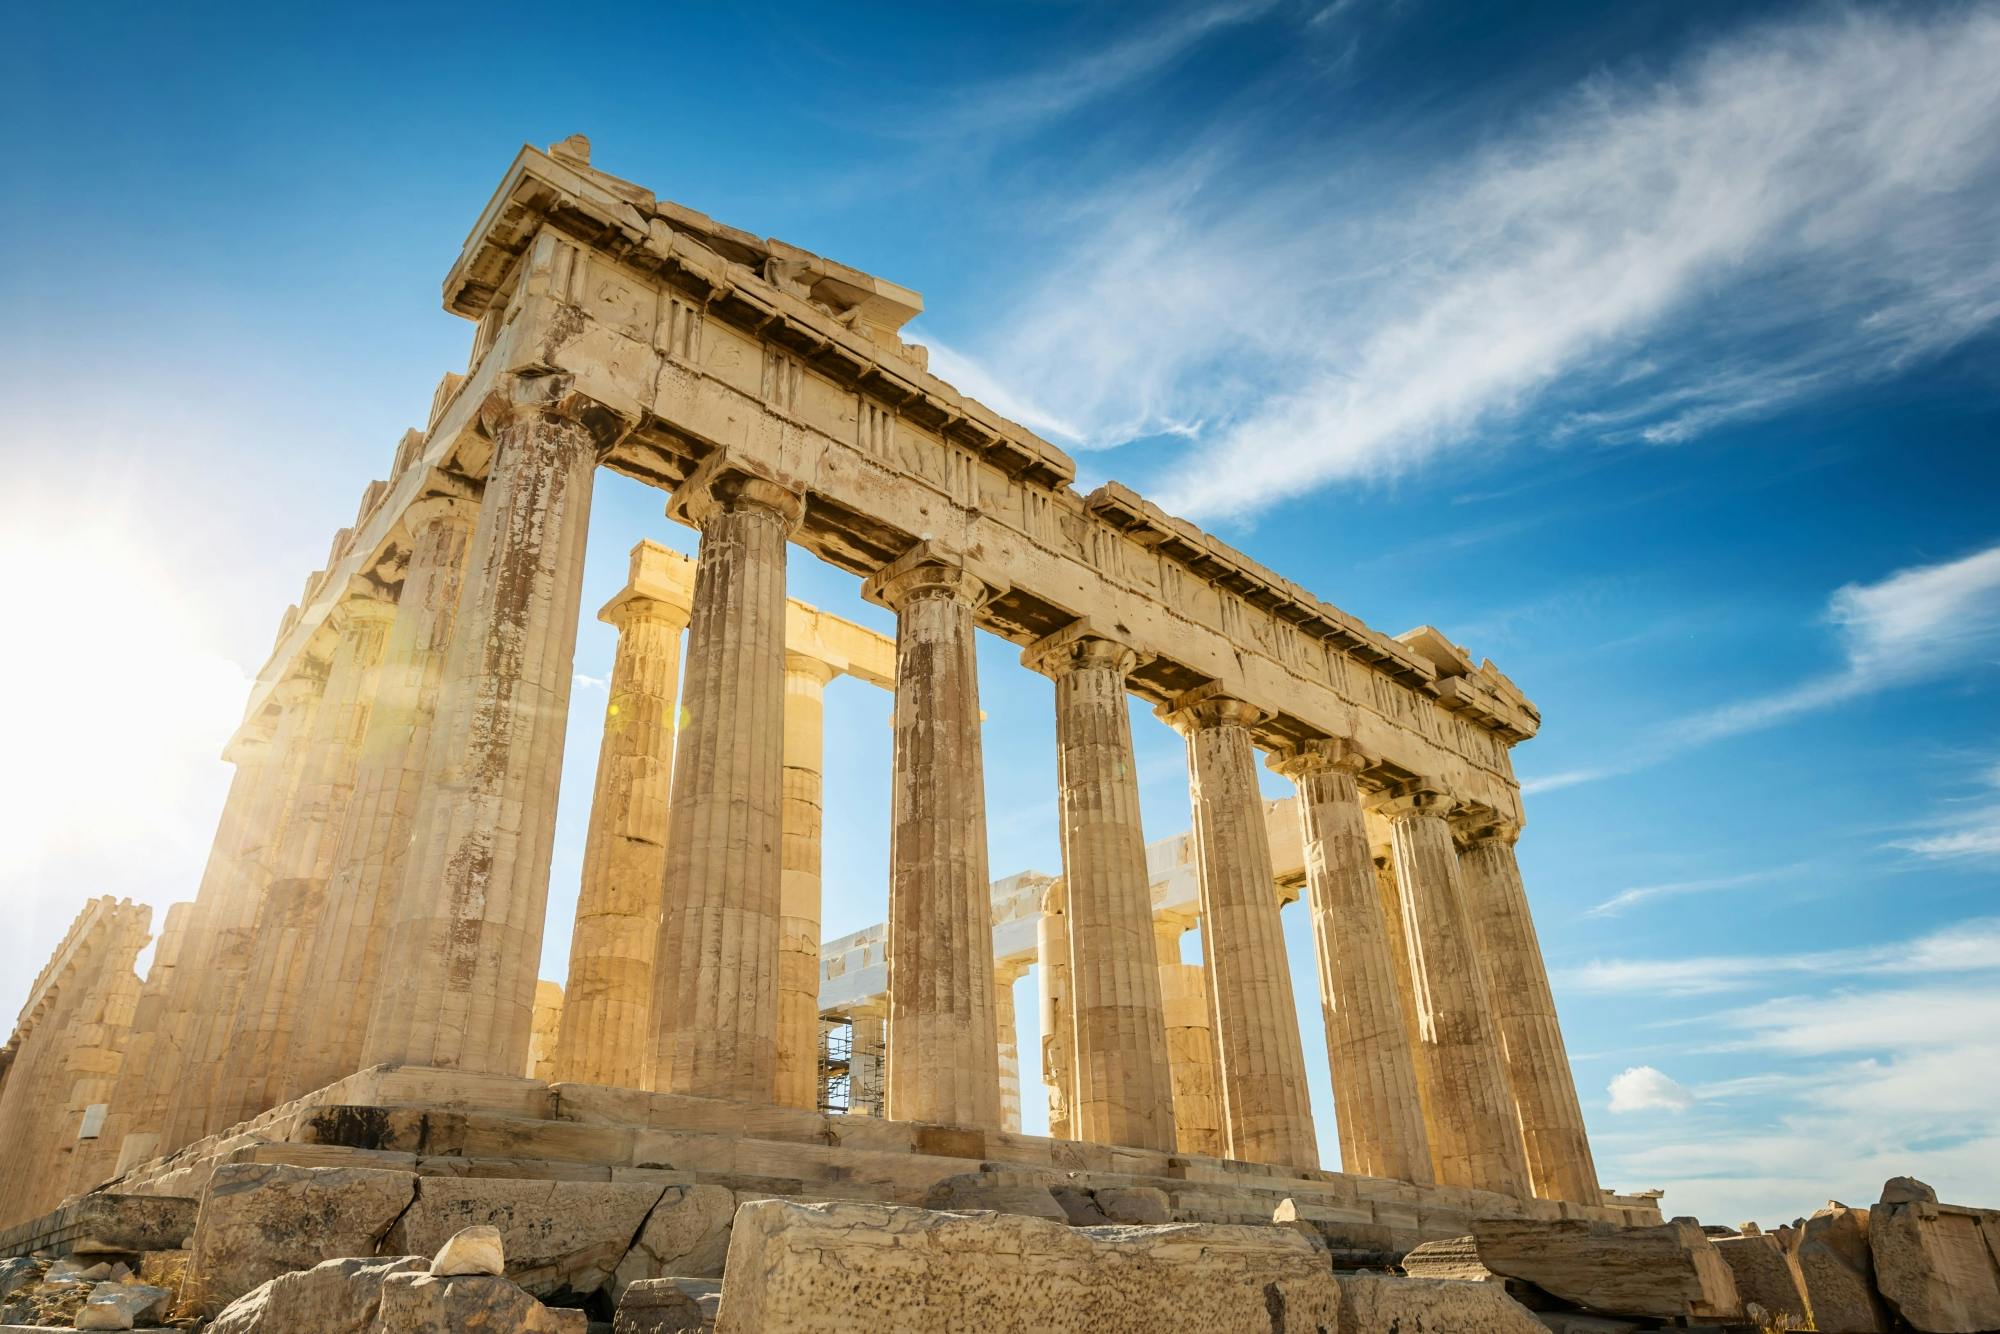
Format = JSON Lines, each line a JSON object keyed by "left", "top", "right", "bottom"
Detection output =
{"left": 1, "top": 136, "right": 1684, "bottom": 1325}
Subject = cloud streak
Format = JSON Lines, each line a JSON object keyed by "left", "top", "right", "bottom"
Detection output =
{"left": 1560, "top": 916, "right": 2000, "bottom": 997}
{"left": 1585, "top": 862, "right": 1809, "bottom": 919}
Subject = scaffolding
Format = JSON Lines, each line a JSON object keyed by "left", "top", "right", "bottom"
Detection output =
{"left": 817, "top": 1013, "right": 884, "bottom": 1117}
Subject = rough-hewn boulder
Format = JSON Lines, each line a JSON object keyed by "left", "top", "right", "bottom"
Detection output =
{"left": 428, "top": 1225, "right": 505, "bottom": 1277}
{"left": 1333, "top": 1273, "right": 1546, "bottom": 1334}
{"left": 182, "top": 1163, "right": 417, "bottom": 1316}
{"left": 1791, "top": 1203, "right": 1890, "bottom": 1333}
{"left": 209, "top": 1255, "right": 427, "bottom": 1334}
{"left": 715, "top": 1199, "right": 1341, "bottom": 1333}
{"left": 1712, "top": 1233, "right": 1809, "bottom": 1326}
{"left": 1468, "top": 1218, "right": 1740, "bottom": 1320}
{"left": 1881, "top": 1176, "right": 1939, "bottom": 1207}
{"left": 610, "top": 1183, "right": 737, "bottom": 1301}
{"left": 0, "top": 1256, "right": 42, "bottom": 1301}
{"left": 1095, "top": 1188, "right": 1171, "bottom": 1226}
{"left": 1868, "top": 1197, "right": 2000, "bottom": 1333}
{"left": 380, "top": 1177, "right": 664, "bottom": 1299}
{"left": 1401, "top": 1235, "right": 1499, "bottom": 1282}
{"left": 919, "top": 1173, "right": 1068, "bottom": 1222}
{"left": 615, "top": 1276, "right": 721, "bottom": 1333}
{"left": 74, "top": 1280, "right": 173, "bottom": 1329}
{"left": 370, "top": 1271, "right": 588, "bottom": 1332}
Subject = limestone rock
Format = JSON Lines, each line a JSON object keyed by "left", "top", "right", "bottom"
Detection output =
{"left": 381, "top": 1177, "right": 664, "bottom": 1299}
{"left": 1469, "top": 1218, "right": 1740, "bottom": 1320}
{"left": 1868, "top": 1198, "right": 2000, "bottom": 1333}
{"left": 1401, "top": 1235, "right": 1499, "bottom": 1282}
{"left": 1271, "top": 1196, "right": 1397, "bottom": 1264}
{"left": 370, "top": 1271, "right": 589, "bottom": 1332}
{"left": 715, "top": 1198, "right": 1341, "bottom": 1332}
{"left": 430, "top": 1225, "right": 505, "bottom": 1277}
{"left": 0, "top": 1258, "right": 41, "bottom": 1301}
{"left": 1881, "top": 1176, "right": 1939, "bottom": 1206}
{"left": 615, "top": 1277, "right": 721, "bottom": 1333}
{"left": 1792, "top": 1202, "right": 1890, "bottom": 1333}
{"left": 1712, "top": 1233, "right": 1809, "bottom": 1326}
{"left": 1095, "top": 1187, "right": 1171, "bottom": 1226}
{"left": 1333, "top": 1273, "right": 1546, "bottom": 1334}
{"left": 919, "top": 1173, "right": 1068, "bottom": 1222}
{"left": 75, "top": 1280, "right": 173, "bottom": 1329}
{"left": 611, "top": 1185, "right": 737, "bottom": 1300}
{"left": 209, "top": 1255, "right": 428, "bottom": 1334}
{"left": 183, "top": 1163, "right": 417, "bottom": 1315}
{"left": 1051, "top": 1186, "right": 1111, "bottom": 1226}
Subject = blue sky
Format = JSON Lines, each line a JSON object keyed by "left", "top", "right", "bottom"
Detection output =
{"left": 3, "top": 2, "right": 1997, "bottom": 1225}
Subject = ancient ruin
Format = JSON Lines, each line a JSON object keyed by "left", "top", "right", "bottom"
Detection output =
{"left": 6, "top": 136, "right": 1995, "bottom": 1331}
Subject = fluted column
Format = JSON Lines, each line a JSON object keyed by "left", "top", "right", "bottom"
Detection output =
{"left": 552, "top": 554, "right": 691, "bottom": 1088}
{"left": 1457, "top": 820, "right": 1600, "bottom": 1203}
{"left": 847, "top": 1004, "right": 886, "bottom": 1117}
{"left": 283, "top": 491, "right": 477, "bottom": 1098}
{"left": 217, "top": 587, "right": 396, "bottom": 1124}
{"left": 363, "top": 379, "right": 621, "bottom": 1075}
{"left": 1164, "top": 684, "right": 1317, "bottom": 1169}
{"left": 865, "top": 545, "right": 1002, "bottom": 1130}
{"left": 165, "top": 664, "right": 326, "bottom": 1148}
{"left": 1379, "top": 789, "right": 1529, "bottom": 1196}
{"left": 1154, "top": 911, "right": 1225, "bottom": 1157}
{"left": 776, "top": 653, "right": 835, "bottom": 1109}
{"left": 994, "top": 959, "right": 1029, "bottom": 1133}
{"left": 1372, "top": 842, "right": 1441, "bottom": 1175}
{"left": 1037, "top": 878, "right": 1075, "bottom": 1140}
{"left": 649, "top": 464, "right": 803, "bottom": 1101}
{"left": 1027, "top": 624, "right": 1177, "bottom": 1151}
{"left": 95, "top": 903, "right": 191, "bottom": 1176}
{"left": 1271, "top": 740, "right": 1433, "bottom": 1183}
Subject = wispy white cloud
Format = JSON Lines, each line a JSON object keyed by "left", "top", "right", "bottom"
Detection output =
{"left": 1608, "top": 1065, "right": 1695, "bottom": 1113}
{"left": 936, "top": 7, "right": 2000, "bottom": 518}
{"left": 572, "top": 673, "right": 608, "bottom": 692}
{"left": 1561, "top": 916, "right": 2000, "bottom": 997}
{"left": 1585, "top": 862, "right": 1809, "bottom": 919}
{"left": 1887, "top": 755, "right": 2000, "bottom": 861}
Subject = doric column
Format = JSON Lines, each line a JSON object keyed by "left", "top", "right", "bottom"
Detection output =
{"left": 551, "top": 548, "right": 692, "bottom": 1088}
{"left": 846, "top": 1004, "right": 887, "bottom": 1117}
{"left": 775, "top": 652, "right": 836, "bottom": 1109}
{"left": 1154, "top": 911, "right": 1225, "bottom": 1157}
{"left": 1026, "top": 624, "right": 1177, "bottom": 1152}
{"left": 1272, "top": 740, "right": 1434, "bottom": 1185}
{"left": 864, "top": 544, "right": 1002, "bottom": 1130}
{"left": 1163, "top": 684, "right": 1317, "bottom": 1169}
{"left": 217, "top": 586, "right": 396, "bottom": 1125}
{"left": 165, "top": 663, "right": 326, "bottom": 1148}
{"left": 994, "top": 959, "right": 1029, "bottom": 1133}
{"left": 363, "top": 378, "right": 622, "bottom": 1075}
{"left": 1037, "top": 879, "right": 1075, "bottom": 1140}
{"left": 1371, "top": 841, "right": 1441, "bottom": 1176}
{"left": 1378, "top": 788, "right": 1529, "bottom": 1197}
{"left": 649, "top": 462, "right": 803, "bottom": 1101}
{"left": 1457, "top": 819, "right": 1600, "bottom": 1203}
{"left": 95, "top": 903, "right": 192, "bottom": 1176}
{"left": 282, "top": 490, "right": 478, "bottom": 1099}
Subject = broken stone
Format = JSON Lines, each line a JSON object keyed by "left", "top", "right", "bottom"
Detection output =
{"left": 370, "top": 1271, "right": 589, "bottom": 1332}
{"left": 1712, "top": 1234, "right": 1809, "bottom": 1327}
{"left": 919, "top": 1173, "right": 1068, "bottom": 1222}
{"left": 610, "top": 1184, "right": 736, "bottom": 1303}
{"left": 429, "top": 1225, "right": 505, "bottom": 1277}
{"left": 1868, "top": 1197, "right": 2000, "bottom": 1333}
{"left": 1333, "top": 1273, "right": 1546, "bottom": 1334}
{"left": 74, "top": 1280, "right": 173, "bottom": 1329}
{"left": 382, "top": 1176, "right": 663, "bottom": 1299}
{"left": 209, "top": 1255, "right": 429, "bottom": 1334}
{"left": 1469, "top": 1218, "right": 1741, "bottom": 1320}
{"left": 1050, "top": 1186, "right": 1111, "bottom": 1227}
{"left": 1401, "top": 1235, "right": 1498, "bottom": 1282}
{"left": 1881, "top": 1175, "right": 1939, "bottom": 1206}
{"left": 1095, "top": 1187, "right": 1171, "bottom": 1225}
{"left": 1792, "top": 1202, "right": 1890, "bottom": 1334}
{"left": 183, "top": 1163, "right": 417, "bottom": 1316}
{"left": 715, "top": 1199, "right": 1340, "bottom": 1332}
{"left": 614, "top": 1277, "right": 720, "bottom": 1333}
{"left": 0, "top": 1258, "right": 42, "bottom": 1300}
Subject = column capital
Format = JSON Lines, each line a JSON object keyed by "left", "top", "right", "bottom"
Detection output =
{"left": 1021, "top": 619, "right": 1139, "bottom": 679}
{"left": 861, "top": 541, "right": 1005, "bottom": 612}
{"left": 1372, "top": 785, "right": 1461, "bottom": 822}
{"left": 668, "top": 452, "right": 806, "bottom": 534}
{"left": 476, "top": 370, "right": 635, "bottom": 457}
{"left": 995, "top": 957, "right": 1033, "bottom": 987}
{"left": 1159, "top": 681, "right": 1268, "bottom": 735}
{"left": 601, "top": 586, "right": 694, "bottom": 631}
{"left": 1452, "top": 812, "right": 1523, "bottom": 849}
{"left": 329, "top": 587, "right": 398, "bottom": 634}
{"left": 402, "top": 487, "right": 478, "bottom": 536}
{"left": 1267, "top": 736, "right": 1375, "bottom": 781}
{"left": 274, "top": 659, "right": 330, "bottom": 706}
{"left": 783, "top": 650, "right": 839, "bottom": 686}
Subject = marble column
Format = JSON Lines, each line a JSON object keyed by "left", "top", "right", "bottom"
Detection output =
{"left": 1272, "top": 740, "right": 1434, "bottom": 1184}
{"left": 1037, "top": 878, "right": 1075, "bottom": 1140}
{"left": 1027, "top": 625, "right": 1178, "bottom": 1151}
{"left": 865, "top": 545, "right": 1002, "bottom": 1130}
{"left": 994, "top": 959, "right": 1029, "bottom": 1133}
{"left": 552, "top": 556, "right": 691, "bottom": 1088}
{"left": 847, "top": 1004, "right": 887, "bottom": 1117}
{"left": 95, "top": 903, "right": 191, "bottom": 1176}
{"left": 649, "top": 465, "right": 802, "bottom": 1101}
{"left": 775, "top": 652, "right": 836, "bottom": 1109}
{"left": 363, "top": 382, "right": 619, "bottom": 1075}
{"left": 1164, "top": 684, "right": 1317, "bottom": 1169}
{"left": 217, "top": 587, "right": 396, "bottom": 1125}
{"left": 1457, "top": 820, "right": 1600, "bottom": 1203}
{"left": 283, "top": 490, "right": 477, "bottom": 1099}
{"left": 1372, "top": 842, "right": 1442, "bottom": 1177}
{"left": 1379, "top": 788, "right": 1529, "bottom": 1197}
{"left": 1154, "top": 911, "right": 1225, "bottom": 1157}
{"left": 165, "top": 663, "right": 326, "bottom": 1148}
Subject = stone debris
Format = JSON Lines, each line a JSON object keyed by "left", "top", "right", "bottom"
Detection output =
{"left": 1867, "top": 1183, "right": 2000, "bottom": 1333}
{"left": 382, "top": 1177, "right": 663, "bottom": 1297}
{"left": 371, "top": 1270, "right": 588, "bottom": 1332}
{"left": 427, "top": 1225, "right": 505, "bottom": 1277}
{"left": 610, "top": 1185, "right": 736, "bottom": 1301}
{"left": 181, "top": 1163, "right": 417, "bottom": 1315}
{"left": 1401, "top": 1234, "right": 1502, "bottom": 1282}
{"left": 715, "top": 1199, "right": 1341, "bottom": 1332}
{"left": 1469, "top": 1218, "right": 1741, "bottom": 1320}
{"left": 1790, "top": 1202, "right": 1890, "bottom": 1333}
{"left": 918, "top": 1173, "right": 1068, "bottom": 1223}
{"left": 1333, "top": 1272, "right": 1546, "bottom": 1334}
{"left": 209, "top": 1255, "right": 428, "bottom": 1333}
{"left": 1710, "top": 1233, "right": 1809, "bottom": 1327}
{"left": 615, "top": 1276, "right": 721, "bottom": 1333}
{"left": 72, "top": 1280, "right": 171, "bottom": 1329}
